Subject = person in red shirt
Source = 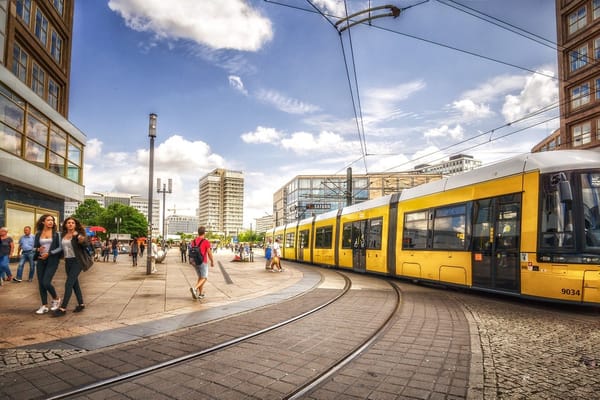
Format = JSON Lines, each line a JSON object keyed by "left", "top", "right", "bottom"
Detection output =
{"left": 189, "top": 226, "right": 214, "bottom": 300}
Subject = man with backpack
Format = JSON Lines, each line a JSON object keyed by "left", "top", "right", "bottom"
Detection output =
{"left": 189, "top": 226, "right": 214, "bottom": 300}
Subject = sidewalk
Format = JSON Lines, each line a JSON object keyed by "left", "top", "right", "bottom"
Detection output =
{"left": 0, "top": 248, "right": 308, "bottom": 350}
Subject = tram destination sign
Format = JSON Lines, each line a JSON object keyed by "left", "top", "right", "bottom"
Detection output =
{"left": 306, "top": 203, "right": 331, "bottom": 210}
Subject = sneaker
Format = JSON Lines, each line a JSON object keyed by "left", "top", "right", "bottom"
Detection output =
{"left": 198, "top": 293, "right": 205, "bottom": 299}
{"left": 36, "top": 305, "right": 49, "bottom": 314}
{"left": 189, "top": 287, "right": 198, "bottom": 299}
{"left": 50, "top": 299, "right": 61, "bottom": 311}
{"left": 12, "top": 278, "right": 22, "bottom": 283}
{"left": 28, "top": 279, "right": 33, "bottom": 282}
{"left": 52, "top": 309, "right": 66, "bottom": 317}
{"left": 74, "top": 305, "right": 85, "bottom": 313}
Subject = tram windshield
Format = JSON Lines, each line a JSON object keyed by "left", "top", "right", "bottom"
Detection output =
{"left": 540, "top": 171, "right": 600, "bottom": 252}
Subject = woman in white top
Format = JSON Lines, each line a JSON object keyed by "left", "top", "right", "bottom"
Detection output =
{"left": 52, "top": 217, "right": 88, "bottom": 317}
{"left": 33, "top": 215, "right": 62, "bottom": 314}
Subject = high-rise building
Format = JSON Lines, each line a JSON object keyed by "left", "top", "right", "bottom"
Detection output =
{"left": 0, "top": 1, "right": 86, "bottom": 238}
{"left": 414, "top": 154, "right": 482, "bottom": 176}
{"left": 554, "top": 0, "right": 600, "bottom": 150}
{"left": 198, "top": 168, "right": 244, "bottom": 236}
{"left": 166, "top": 214, "right": 199, "bottom": 236}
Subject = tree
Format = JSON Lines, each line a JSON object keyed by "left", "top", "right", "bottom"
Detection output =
{"left": 98, "top": 203, "right": 148, "bottom": 239}
{"left": 72, "top": 199, "right": 104, "bottom": 226}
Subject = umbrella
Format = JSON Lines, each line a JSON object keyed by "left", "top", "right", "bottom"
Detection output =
{"left": 86, "top": 226, "right": 106, "bottom": 236}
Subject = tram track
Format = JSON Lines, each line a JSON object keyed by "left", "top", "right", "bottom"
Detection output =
{"left": 1, "top": 269, "right": 400, "bottom": 400}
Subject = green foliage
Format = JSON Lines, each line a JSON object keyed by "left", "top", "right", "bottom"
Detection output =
{"left": 72, "top": 201, "right": 149, "bottom": 239}
{"left": 237, "top": 229, "right": 264, "bottom": 244}
{"left": 71, "top": 199, "right": 104, "bottom": 226}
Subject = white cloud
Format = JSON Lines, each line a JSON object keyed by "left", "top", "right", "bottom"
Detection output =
{"left": 451, "top": 99, "right": 494, "bottom": 120}
{"left": 228, "top": 75, "right": 247, "bottom": 95}
{"left": 502, "top": 70, "right": 558, "bottom": 122}
{"left": 281, "top": 130, "right": 352, "bottom": 155}
{"left": 256, "top": 89, "right": 320, "bottom": 114}
{"left": 108, "top": 0, "right": 273, "bottom": 51}
{"left": 424, "top": 124, "right": 464, "bottom": 140}
{"left": 241, "top": 126, "right": 283, "bottom": 144}
{"left": 363, "top": 80, "right": 426, "bottom": 122}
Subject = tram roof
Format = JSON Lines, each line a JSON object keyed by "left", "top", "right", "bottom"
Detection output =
{"left": 400, "top": 150, "right": 600, "bottom": 201}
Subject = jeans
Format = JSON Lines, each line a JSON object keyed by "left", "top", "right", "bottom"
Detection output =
{"left": 36, "top": 256, "right": 59, "bottom": 305}
{"left": 16, "top": 251, "right": 35, "bottom": 280}
{"left": 61, "top": 257, "right": 83, "bottom": 309}
{"left": 0, "top": 255, "right": 12, "bottom": 279}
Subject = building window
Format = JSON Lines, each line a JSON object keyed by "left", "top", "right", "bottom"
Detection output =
{"left": 568, "top": 6, "right": 587, "bottom": 34}
{"left": 16, "top": 0, "right": 31, "bottom": 25}
{"left": 594, "top": 0, "right": 600, "bottom": 19}
{"left": 597, "top": 119, "right": 600, "bottom": 141}
{"left": 12, "top": 44, "right": 28, "bottom": 83}
{"left": 595, "top": 37, "right": 600, "bottom": 60}
{"left": 570, "top": 45, "right": 588, "bottom": 72}
{"left": 47, "top": 79, "right": 59, "bottom": 110}
{"left": 50, "top": 31, "right": 62, "bottom": 64}
{"left": 34, "top": 9, "right": 49, "bottom": 46}
{"left": 572, "top": 121, "right": 592, "bottom": 147}
{"left": 571, "top": 83, "right": 590, "bottom": 108}
{"left": 53, "top": 0, "right": 64, "bottom": 16}
{"left": 31, "top": 63, "right": 45, "bottom": 98}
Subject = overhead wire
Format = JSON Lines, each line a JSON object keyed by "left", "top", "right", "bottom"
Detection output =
{"left": 263, "top": 1, "right": 575, "bottom": 190}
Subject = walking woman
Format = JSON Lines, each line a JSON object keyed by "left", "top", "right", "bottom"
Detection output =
{"left": 33, "top": 215, "right": 62, "bottom": 314}
{"left": 53, "top": 217, "right": 87, "bottom": 317}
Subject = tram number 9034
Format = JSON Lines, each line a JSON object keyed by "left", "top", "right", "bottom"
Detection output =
{"left": 561, "top": 288, "right": 581, "bottom": 296}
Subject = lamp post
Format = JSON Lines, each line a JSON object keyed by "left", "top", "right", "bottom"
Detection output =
{"left": 147, "top": 113, "right": 157, "bottom": 275}
{"left": 157, "top": 178, "right": 172, "bottom": 249}
{"left": 115, "top": 217, "right": 122, "bottom": 240}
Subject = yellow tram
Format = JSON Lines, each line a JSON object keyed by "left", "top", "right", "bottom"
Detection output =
{"left": 268, "top": 150, "right": 600, "bottom": 305}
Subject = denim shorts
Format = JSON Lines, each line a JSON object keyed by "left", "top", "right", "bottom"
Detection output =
{"left": 194, "top": 262, "right": 208, "bottom": 278}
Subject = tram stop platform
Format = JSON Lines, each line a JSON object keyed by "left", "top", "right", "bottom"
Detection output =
{"left": 0, "top": 248, "right": 317, "bottom": 351}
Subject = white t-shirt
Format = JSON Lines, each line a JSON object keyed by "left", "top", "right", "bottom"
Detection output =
{"left": 272, "top": 241, "right": 281, "bottom": 257}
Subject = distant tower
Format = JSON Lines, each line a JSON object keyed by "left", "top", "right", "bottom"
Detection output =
{"left": 198, "top": 169, "right": 244, "bottom": 236}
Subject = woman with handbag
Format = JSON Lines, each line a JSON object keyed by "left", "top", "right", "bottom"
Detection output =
{"left": 52, "top": 217, "right": 88, "bottom": 317}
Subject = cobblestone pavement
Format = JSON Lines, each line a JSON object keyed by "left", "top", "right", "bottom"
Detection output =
{"left": 453, "top": 292, "right": 600, "bottom": 400}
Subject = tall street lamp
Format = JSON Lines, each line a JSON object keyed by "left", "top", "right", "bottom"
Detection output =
{"left": 115, "top": 217, "right": 122, "bottom": 240}
{"left": 157, "top": 178, "right": 172, "bottom": 249}
{"left": 147, "top": 113, "right": 157, "bottom": 275}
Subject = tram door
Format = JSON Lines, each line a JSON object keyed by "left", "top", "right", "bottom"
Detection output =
{"left": 472, "top": 194, "right": 521, "bottom": 292}
{"left": 352, "top": 220, "right": 367, "bottom": 272}
{"left": 298, "top": 229, "right": 308, "bottom": 262}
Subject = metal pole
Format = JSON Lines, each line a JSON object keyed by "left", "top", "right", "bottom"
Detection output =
{"left": 147, "top": 113, "right": 157, "bottom": 275}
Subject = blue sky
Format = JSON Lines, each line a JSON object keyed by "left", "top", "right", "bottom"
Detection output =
{"left": 69, "top": 0, "right": 559, "bottom": 228}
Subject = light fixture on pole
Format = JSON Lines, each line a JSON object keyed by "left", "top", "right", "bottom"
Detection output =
{"left": 147, "top": 113, "right": 157, "bottom": 275}
{"left": 157, "top": 178, "right": 172, "bottom": 249}
{"left": 115, "top": 217, "right": 122, "bottom": 240}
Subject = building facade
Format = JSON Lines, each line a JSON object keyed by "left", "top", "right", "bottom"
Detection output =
{"left": 273, "top": 171, "right": 443, "bottom": 226}
{"left": 198, "top": 168, "right": 244, "bottom": 237}
{"left": 0, "top": 0, "right": 86, "bottom": 243}
{"left": 414, "top": 154, "right": 482, "bottom": 176}
{"left": 554, "top": 0, "right": 600, "bottom": 150}
{"left": 166, "top": 214, "right": 199, "bottom": 236}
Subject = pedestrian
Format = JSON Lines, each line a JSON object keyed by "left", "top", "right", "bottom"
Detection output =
{"left": 93, "top": 238, "right": 102, "bottom": 261}
{"left": 179, "top": 240, "right": 187, "bottom": 263}
{"left": 111, "top": 238, "right": 118, "bottom": 262}
{"left": 0, "top": 227, "right": 14, "bottom": 283}
{"left": 14, "top": 226, "right": 35, "bottom": 282}
{"left": 139, "top": 241, "right": 145, "bottom": 257}
{"left": 264, "top": 238, "right": 273, "bottom": 270}
{"left": 271, "top": 237, "right": 283, "bottom": 272}
{"left": 130, "top": 237, "right": 139, "bottom": 267}
{"left": 189, "top": 226, "right": 214, "bottom": 300}
{"left": 33, "top": 214, "right": 62, "bottom": 314}
{"left": 102, "top": 238, "right": 110, "bottom": 262}
{"left": 52, "top": 217, "right": 88, "bottom": 317}
{"left": 150, "top": 238, "right": 158, "bottom": 273}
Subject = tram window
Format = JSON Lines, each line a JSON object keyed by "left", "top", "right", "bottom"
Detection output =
{"left": 342, "top": 223, "right": 353, "bottom": 249}
{"left": 285, "top": 232, "right": 295, "bottom": 248}
{"left": 403, "top": 211, "right": 430, "bottom": 249}
{"left": 315, "top": 226, "right": 333, "bottom": 249}
{"left": 540, "top": 174, "right": 574, "bottom": 249}
{"left": 367, "top": 217, "right": 382, "bottom": 249}
{"left": 582, "top": 173, "right": 600, "bottom": 248}
{"left": 298, "top": 229, "right": 309, "bottom": 248}
{"left": 433, "top": 205, "right": 468, "bottom": 250}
